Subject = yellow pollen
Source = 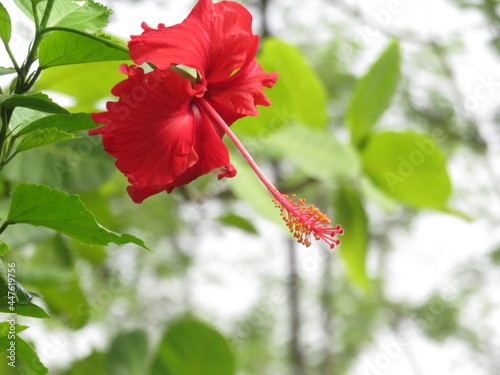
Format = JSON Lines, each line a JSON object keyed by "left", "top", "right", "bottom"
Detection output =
{"left": 273, "top": 194, "right": 344, "bottom": 249}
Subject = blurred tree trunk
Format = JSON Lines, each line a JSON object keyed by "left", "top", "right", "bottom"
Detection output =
{"left": 287, "top": 238, "right": 307, "bottom": 375}
{"left": 259, "top": 0, "right": 271, "bottom": 37}
{"left": 320, "top": 251, "right": 334, "bottom": 375}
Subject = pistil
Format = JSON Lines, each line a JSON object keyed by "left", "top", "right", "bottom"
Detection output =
{"left": 196, "top": 99, "right": 344, "bottom": 249}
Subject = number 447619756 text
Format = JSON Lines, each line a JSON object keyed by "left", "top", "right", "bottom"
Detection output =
{"left": 7, "top": 263, "right": 16, "bottom": 311}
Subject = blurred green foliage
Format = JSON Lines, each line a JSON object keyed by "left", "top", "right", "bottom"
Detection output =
{"left": 0, "top": 0, "right": 499, "bottom": 374}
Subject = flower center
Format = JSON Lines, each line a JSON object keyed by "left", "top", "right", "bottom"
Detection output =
{"left": 170, "top": 65, "right": 206, "bottom": 98}
{"left": 170, "top": 64, "right": 202, "bottom": 84}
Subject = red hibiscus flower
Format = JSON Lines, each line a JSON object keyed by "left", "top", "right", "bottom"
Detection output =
{"left": 90, "top": 0, "right": 277, "bottom": 203}
{"left": 91, "top": 0, "right": 344, "bottom": 249}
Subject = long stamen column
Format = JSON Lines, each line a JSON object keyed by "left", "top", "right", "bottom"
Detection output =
{"left": 196, "top": 99, "right": 344, "bottom": 249}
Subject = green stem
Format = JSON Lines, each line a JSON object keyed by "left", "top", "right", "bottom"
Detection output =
{"left": 17, "top": 0, "right": 56, "bottom": 93}
{"left": 21, "top": 47, "right": 41, "bottom": 92}
{"left": 32, "top": 1, "right": 40, "bottom": 33}
{"left": 1, "top": 135, "right": 18, "bottom": 168}
{"left": 0, "top": 1, "right": 55, "bottom": 170}
{"left": 0, "top": 110, "right": 9, "bottom": 167}
{"left": 40, "top": 0, "right": 55, "bottom": 30}
{"left": 24, "top": 67, "right": 42, "bottom": 93}
{"left": 0, "top": 221, "right": 10, "bottom": 236}
{"left": 19, "top": 4, "right": 42, "bottom": 94}
{"left": 41, "top": 27, "right": 130, "bottom": 54}
{"left": 1, "top": 153, "right": 17, "bottom": 170}
{"left": 2, "top": 42, "right": 21, "bottom": 74}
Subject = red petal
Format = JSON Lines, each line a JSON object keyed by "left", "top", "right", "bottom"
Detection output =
{"left": 207, "top": 58, "right": 278, "bottom": 124}
{"left": 127, "top": 185, "right": 165, "bottom": 204}
{"left": 217, "top": 164, "right": 237, "bottom": 179}
{"left": 129, "top": 0, "right": 254, "bottom": 83}
{"left": 91, "top": 66, "right": 199, "bottom": 193}
{"left": 161, "top": 99, "right": 235, "bottom": 192}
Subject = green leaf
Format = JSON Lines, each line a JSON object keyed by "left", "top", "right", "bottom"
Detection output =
{"left": 0, "top": 3, "right": 12, "bottom": 43}
{"left": 16, "top": 128, "right": 75, "bottom": 153}
{"left": 107, "top": 331, "right": 149, "bottom": 375}
{"left": 14, "top": 0, "right": 111, "bottom": 32}
{"left": 360, "top": 176, "right": 398, "bottom": 213}
{"left": 0, "top": 67, "right": 16, "bottom": 76}
{"left": 218, "top": 213, "right": 258, "bottom": 234}
{"left": 346, "top": 41, "right": 401, "bottom": 147}
{"left": 13, "top": 0, "right": 32, "bottom": 19}
{"left": 151, "top": 318, "right": 236, "bottom": 375}
{"left": 3, "top": 137, "right": 116, "bottom": 193}
{"left": 0, "top": 241, "right": 10, "bottom": 256}
{"left": 35, "top": 61, "right": 129, "bottom": 111}
{"left": 1, "top": 93, "right": 69, "bottom": 114}
{"left": 235, "top": 38, "right": 328, "bottom": 136}
{"left": 6, "top": 183, "right": 148, "bottom": 249}
{"left": 63, "top": 351, "right": 107, "bottom": 375}
{"left": 0, "top": 260, "right": 34, "bottom": 305}
{"left": 334, "top": 186, "right": 369, "bottom": 292}
{"left": 262, "top": 123, "right": 361, "bottom": 183}
{"left": 39, "top": 31, "right": 129, "bottom": 68}
{"left": 30, "top": 235, "right": 89, "bottom": 328}
{"left": 0, "top": 323, "right": 28, "bottom": 337}
{"left": 8, "top": 107, "right": 46, "bottom": 133}
{"left": 0, "top": 334, "right": 48, "bottom": 375}
{"left": 361, "top": 131, "right": 452, "bottom": 209}
{"left": 0, "top": 301, "right": 50, "bottom": 318}
{"left": 49, "top": 0, "right": 111, "bottom": 32}
{"left": 17, "top": 113, "right": 98, "bottom": 136}
{"left": 78, "top": 191, "right": 117, "bottom": 231}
